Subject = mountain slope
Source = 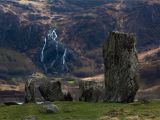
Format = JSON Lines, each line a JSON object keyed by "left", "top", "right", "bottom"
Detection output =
{"left": 0, "top": 0, "right": 159, "bottom": 80}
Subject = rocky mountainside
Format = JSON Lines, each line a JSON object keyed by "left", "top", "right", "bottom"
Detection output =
{"left": 139, "top": 47, "right": 160, "bottom": 88}
{"left": 0, "top": 0, "right": 159, "bottom": 83}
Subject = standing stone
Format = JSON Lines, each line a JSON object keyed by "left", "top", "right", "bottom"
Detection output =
{"left": 79, "top": 80, "right": 105, "bottom": 102}
{"left": 25, "top": 78, "right": 36, "bottom": 103}
{"left": 39, "top": 80, "right": 64, "bottom": 101}
{"left": 103, "top": 32, "right": 139, "bottom": 103}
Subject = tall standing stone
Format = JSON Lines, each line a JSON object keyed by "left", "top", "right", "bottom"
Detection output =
{"left": 103, "top": 32, "right": 139, "bottom": 103}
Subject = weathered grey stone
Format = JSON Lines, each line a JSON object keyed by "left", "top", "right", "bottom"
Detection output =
{"left": 39, "top": 80, "right": 64, "bottom": 101}
{"left": 79, "top": 80, "right": 105, "bottom": 102}
{"left": 40, "top": 101, "right": 59, "bottom": 113}
{"left": 24, "top": 78, "right": 36, "bottom": 103}
{"left": 103, "top": 32, "right": 139, "bottom": 103}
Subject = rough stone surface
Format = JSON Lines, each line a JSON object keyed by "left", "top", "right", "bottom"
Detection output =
{"left": 40, "top": 101, "right": 59, "bottom": 113}
{"left": 39, "top": 80, "right": 64, "bottom": 101}
{"left": 24, "top": 78, "right": 36, "bottom": 103}
{"left": 79, "top": 80, "right": 105, "bottom": 102}
{"left": 103, "top": 32, "right": 139, "bottom": 103}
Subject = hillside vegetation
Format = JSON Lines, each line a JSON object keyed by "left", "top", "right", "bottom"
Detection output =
{"left": 0, "top": 0, "right": 160, "bottom": 76}
{"left": 0, "top": 48, "right": 35, "bottom": 80}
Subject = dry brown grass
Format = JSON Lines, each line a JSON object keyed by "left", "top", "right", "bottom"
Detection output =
{"left": 138, "top": 47, "right": 160, "bottom": 62}
{"left": 0, "top": 83, "right": 24, "bottom": 91}
{"left": 82, "top": 74, "right": 104, "bottom": 81}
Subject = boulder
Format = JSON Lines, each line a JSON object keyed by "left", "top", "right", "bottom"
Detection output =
{"left": 40, "top": 101, "right": 59, "bottom": 113}
{"left": 103, "top": 32, "right": 139, "bottom": 103}
{"left": 79, "top": 80, "right": 105, "bottom": 102}
{"left": 24, "top": 78, "right": 36, "bottom": 103}
{"left": 39, "top": 80, "right": 64, "bottom": 101}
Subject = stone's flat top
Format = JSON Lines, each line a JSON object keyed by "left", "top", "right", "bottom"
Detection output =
{"left": 108, "top": 31, "right": 136, "bottom": 44}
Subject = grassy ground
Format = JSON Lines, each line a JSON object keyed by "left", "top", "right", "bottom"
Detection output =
{"left": 0, "top": 101, "right": 160, "bottom": 120}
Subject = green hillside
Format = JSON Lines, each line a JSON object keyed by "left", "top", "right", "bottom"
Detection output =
{"left": 1, "top": 101, "right": 160, "bottom": 120}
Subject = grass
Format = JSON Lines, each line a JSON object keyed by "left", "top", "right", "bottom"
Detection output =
{"left": 0, "top": 101, "right": 160, "bottom": 120}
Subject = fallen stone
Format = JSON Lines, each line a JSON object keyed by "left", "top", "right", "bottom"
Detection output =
{"left": 40, "top": 101, "right": 59, "bottom": 113}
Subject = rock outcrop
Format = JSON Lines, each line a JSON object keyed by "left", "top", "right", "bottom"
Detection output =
{"left": 39, "top": 80, "right": 64, "bottom": 101}
{"left": 103, "top": 32, "right": 139, "bottom": 103}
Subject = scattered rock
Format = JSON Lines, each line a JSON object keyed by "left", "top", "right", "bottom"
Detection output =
{"left": 39, "top": 80, "right": 64, "bottom": 101}
{"left": 22, "top": 115, "right": 38, "bottom": 120}
{"left": 40, "top": 101, "right": 59, "bottom": 113}
{"left": 103, "top": 32, "right": 139, "bottom": 103}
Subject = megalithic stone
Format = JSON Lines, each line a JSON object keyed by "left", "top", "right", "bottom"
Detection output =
{"left": 24, "top": 78, "right": 36, "bottom": 103}
{"left": 103, "top": 32, "right": 139, "bottom": 103}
